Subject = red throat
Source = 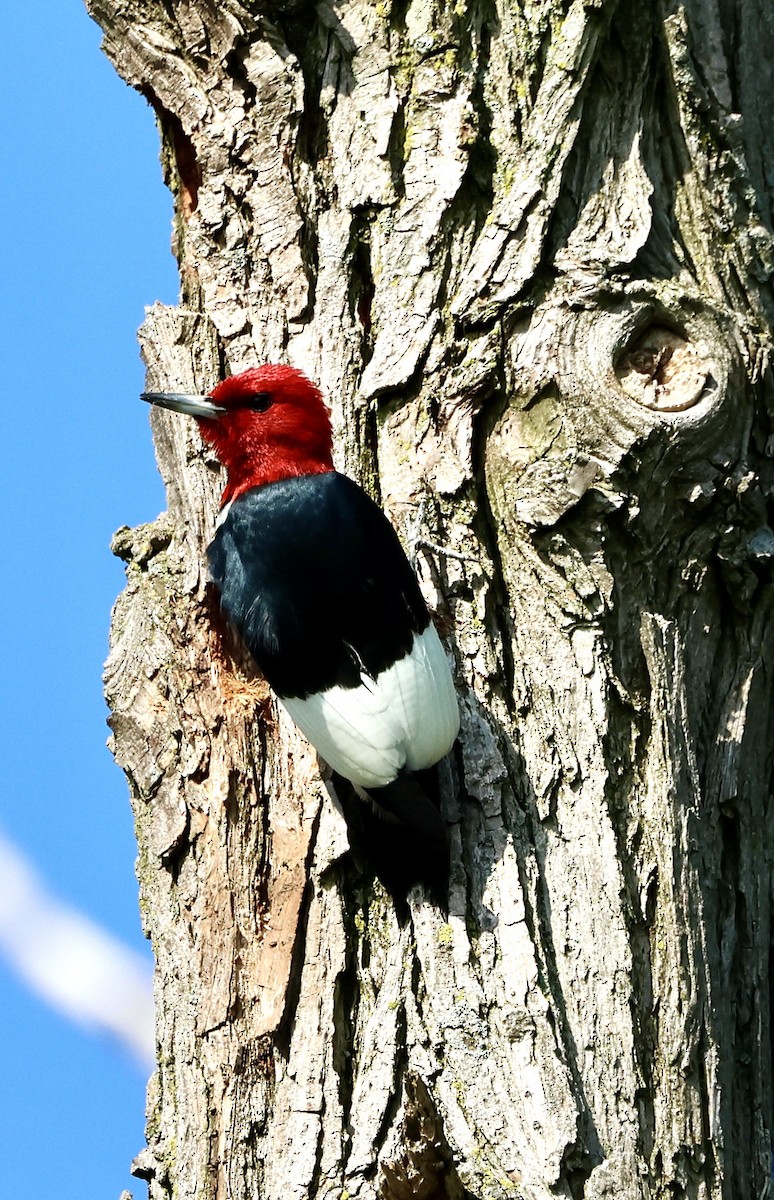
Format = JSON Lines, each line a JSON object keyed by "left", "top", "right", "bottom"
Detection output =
{"left": 198, "top": 366, "right": 335, "bottom": 503}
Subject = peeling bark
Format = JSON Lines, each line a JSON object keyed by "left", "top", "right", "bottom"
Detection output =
{"left": 92, "top": 0, "right": 774, "bottom": 1196}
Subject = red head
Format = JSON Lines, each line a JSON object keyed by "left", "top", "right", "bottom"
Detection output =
{"left": 144, "top": 366, "right": 334, "bottom": 503}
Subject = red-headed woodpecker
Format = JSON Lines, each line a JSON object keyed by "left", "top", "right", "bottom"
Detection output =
{"left": 142, "top": 366, "right": 459, "bottom": 851}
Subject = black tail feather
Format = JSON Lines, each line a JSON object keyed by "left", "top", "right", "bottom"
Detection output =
{"left": 365, "top": 774, "right": 449, "bottom": 855}
{"left": 330, "top": 767, "right": 450, "bottom": 908}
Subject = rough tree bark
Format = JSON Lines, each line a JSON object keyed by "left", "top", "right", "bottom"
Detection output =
{"left": 91, "top": 0, "right": 773, "bottom": 1196}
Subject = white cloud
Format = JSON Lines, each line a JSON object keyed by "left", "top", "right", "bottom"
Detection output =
{"left": 0, "top": 830, "right": 154, "bottom": 1068}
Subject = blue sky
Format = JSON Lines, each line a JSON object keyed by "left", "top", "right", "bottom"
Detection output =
{"left": 0, "top": 2, "right": 177, "bottom": 1195}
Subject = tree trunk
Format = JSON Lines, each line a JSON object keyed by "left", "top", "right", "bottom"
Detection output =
{"left": 91, "top": 0, "right": 773, "bottom": 1196}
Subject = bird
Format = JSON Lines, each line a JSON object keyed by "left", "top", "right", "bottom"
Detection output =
{"left": 142, "top": 365, "right": 460, "bottom": 862}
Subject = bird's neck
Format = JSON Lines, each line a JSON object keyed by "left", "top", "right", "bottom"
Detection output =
{"left": 221, "top": 446, "right": 334, "bottom": 504}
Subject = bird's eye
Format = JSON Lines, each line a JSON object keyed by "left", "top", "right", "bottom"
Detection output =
{"left": 245, "top": 392, "right": 272, "bottom": 412}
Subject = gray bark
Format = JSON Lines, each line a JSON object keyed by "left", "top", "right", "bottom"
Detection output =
{"left": 90, "top": 0, "right": 774, "bottom": 1196}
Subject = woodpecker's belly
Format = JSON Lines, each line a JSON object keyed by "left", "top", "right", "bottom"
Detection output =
{"left": 280, "top": 623, "right": 459, "bottom": 788}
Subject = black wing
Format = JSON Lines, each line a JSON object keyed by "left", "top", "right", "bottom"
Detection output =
{"left": 207, "top": 472, "right": 430, "bottom": 698}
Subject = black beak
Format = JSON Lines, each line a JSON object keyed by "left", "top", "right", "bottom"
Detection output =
{"left": 141, "top": 391, "right": 227, "bottom": 420}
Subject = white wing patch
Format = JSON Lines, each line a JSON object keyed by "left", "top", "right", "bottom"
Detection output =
{"left": 214, "top": 500, "right": 233, "bottom": 531}
{"left": 280, "top": 624, "right": 459, "bottom": 789}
